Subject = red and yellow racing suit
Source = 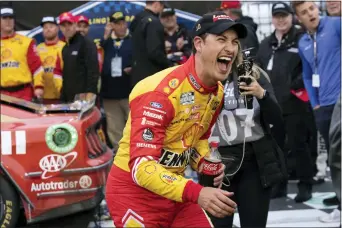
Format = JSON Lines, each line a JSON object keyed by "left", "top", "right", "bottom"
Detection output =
{"left": 105, "top": 55, "right": 224, "bottom": 227}
{"left": 1, "top": 33, "right": 44, "bottom": 101}
{"left": 37, "top": 40, "right": 65, "bottom": 102}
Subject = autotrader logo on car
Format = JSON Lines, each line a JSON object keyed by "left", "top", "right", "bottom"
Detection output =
{"left": 31, "top": 174, "right": 93, "bottom": 192}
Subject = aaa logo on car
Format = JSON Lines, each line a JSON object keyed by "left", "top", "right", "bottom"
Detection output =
{"left": 39, "top": 152, "right": 77, "bottom": 179}
{"left": 45, "top": 123, "right": 78, "bottom": 154}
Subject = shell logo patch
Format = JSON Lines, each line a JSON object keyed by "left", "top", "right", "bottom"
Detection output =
{"left": 168, "top": 78, "right": 179, "bottom": 89}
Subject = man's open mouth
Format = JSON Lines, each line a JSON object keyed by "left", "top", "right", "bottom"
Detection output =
{"left": 217, "top": 56, "right": 232, "bottom": 72}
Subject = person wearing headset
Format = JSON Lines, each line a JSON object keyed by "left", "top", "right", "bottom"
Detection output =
{"left": 209, "top": 52, "right": 286, "bottom": 228}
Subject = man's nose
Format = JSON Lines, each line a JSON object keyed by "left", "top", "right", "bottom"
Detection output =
{"left": 225, "top": 42, "right": 236, "bottom": 52}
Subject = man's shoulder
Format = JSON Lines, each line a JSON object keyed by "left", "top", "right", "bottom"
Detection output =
{"left": 57, "top": 40, "right": 66, "bottom": 47}
{"left": 13, "top": 33, "right": 33, "bottom": 45}
{"left": 130, "top": 66, "right": 183, "bottom": 100}
{"left": 298, "top": 33, "right": 309, "bottom": 50}
{"left": 259, "top": 34, "right": 272, "bottom": 47}
{"left": 36, "top": 42, "right": 45, "bottom": 49}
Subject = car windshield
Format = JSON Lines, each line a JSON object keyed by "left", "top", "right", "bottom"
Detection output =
{"left": 0, "top": 93, "right": 97, "bottom": 115}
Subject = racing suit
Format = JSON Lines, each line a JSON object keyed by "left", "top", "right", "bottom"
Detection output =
{"left": 1, "top": 33, "right": 44, "bottom": 101}
{"left": 37, "top": 40, "right": 65, "bottom": 103}
{"left": 105, "top": 55, "right": 224, "bottom": 227}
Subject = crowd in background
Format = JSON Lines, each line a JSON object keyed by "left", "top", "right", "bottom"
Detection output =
{"left": 0, "top": 0, "right": 341, "bottom": 225}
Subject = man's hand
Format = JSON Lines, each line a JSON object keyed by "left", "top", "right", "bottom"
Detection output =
{"left": 198, "top": 187, "right": 236, "bottom": 218}
{"left": 198, "top": 163, "right": 225, "bottom": 188}
{"left": 214, "top": 164, "right": 225, "bottom": 188}
{"left": 313, "top": 105, "right": 320, "bottom": 110}
{"left": 239, "top": 76, "right": 265, "bottom": 99}
{"left": 34, "top": 88, "right": 44, "bottom": 98}
{"left": 165, "top": 40, "right": 172, "bottom": 52}
{"left": 104, "top": 23, "right": 112, "bottom": 40}
{"left": 176, "top": 37, "right": 184, "bottom": 50}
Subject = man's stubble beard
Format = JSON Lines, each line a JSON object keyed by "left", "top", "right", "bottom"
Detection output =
{"left": 44, "top": 34, "right": 58, "bottom": 41}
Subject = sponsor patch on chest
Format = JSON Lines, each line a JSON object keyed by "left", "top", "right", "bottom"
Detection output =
{"left": 180, "top": 92, "right": 195, "bottom": 105}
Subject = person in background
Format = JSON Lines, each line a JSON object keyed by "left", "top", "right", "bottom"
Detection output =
{"left": 37, "top": 16, "right": 65, "bottom": 104}
{"left": 54, "top": 12, "right": 99, "bottom": 103}
{"left": 292, "top": 1, "right": 341, "bottom": 208}
{"left": 0, "top": 7, "right": 44, "bottom": 101}
{"left": 129, "top": 0, "right": 170, "bottom": 89}
{"left": 256, "top": 2, "right": 314, "bottom": 202}
{"left": 100, "top": 11, "right": 132, "bottom": 151}
{"left": 319, "top": 93, "right": 341, "bottom": 223}
{"left": 326, "top": 0, "right": 341, "bottom": 16}
{"left": 160, "top": 7, "right": 192, "bottom": 65}
{"left": 219, "top": 0, "right": 259, "bottom": 56}
{"left": 76, "top": 15, "right": 104, "bottom": 74}
{"left": 210, "top": 34, "right": 286, "bottom": 228}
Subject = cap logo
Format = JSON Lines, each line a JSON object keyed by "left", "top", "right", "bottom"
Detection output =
{"left": 42, "top": 17, "right": 54, "bottom": 23}
{"left": 274, "top": 3, "right": 285, "bottom": 9}
{"left": 213, "top": 14, "right": 232, "bottom": 22}
{"left": 113, "top": 12, "right": 123, "bottom": 19}
{"left": 196, "top": 24, "right": 201, "bottom": 31}
{"left": 1, "top": 8, "right": 13, "bottom": 15}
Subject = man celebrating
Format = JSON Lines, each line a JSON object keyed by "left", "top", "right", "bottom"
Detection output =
{"left": 1, "top": 7, "right": 44, "bottom": 101}
{"left": 37, "top": 16, "right": 65, "bottom": 104}
{"left": 106, "top": 11, "right": 248, "bottom": 227}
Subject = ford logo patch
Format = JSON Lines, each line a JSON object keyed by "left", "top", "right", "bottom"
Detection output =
{"left": 150, "top": 102, "right": 163, "bottom": 109}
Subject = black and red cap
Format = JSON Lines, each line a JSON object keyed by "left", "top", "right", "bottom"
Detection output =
{"left": 192, "top": 11, "right": 247, "bottom": 39}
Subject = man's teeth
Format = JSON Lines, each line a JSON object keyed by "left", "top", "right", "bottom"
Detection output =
{"left": 218, "top": 57, "right": 232, "bottom": 61}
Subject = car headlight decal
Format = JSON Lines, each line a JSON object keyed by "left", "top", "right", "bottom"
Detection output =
{"left": 45, "top": 124, "right": 78, "bottom": 154}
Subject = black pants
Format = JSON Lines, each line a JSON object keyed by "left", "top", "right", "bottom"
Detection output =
{"left": 272, "top": 112, "right": 313, "bottom": 183}
{"left": 304, "top": 109, "right": 318, "bottom": 174}
{"left": 313, "top": 104, "right": 335, "bottom": 152}
{"left": 210, "top": 155, "right": 271, "bottom": 228}
{"left": 284, "top": 113, "right": 314, "bottom": 183}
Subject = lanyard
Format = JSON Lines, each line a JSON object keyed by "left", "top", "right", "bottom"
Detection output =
{"left": 313, "top": 33, "right": 318, "bottom": 74}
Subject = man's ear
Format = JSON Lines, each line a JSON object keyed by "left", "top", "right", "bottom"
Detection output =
{"left": 193, "top": 36, "right": 203, "bottom": 53}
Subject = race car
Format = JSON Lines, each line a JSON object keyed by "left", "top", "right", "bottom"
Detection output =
{"left": 0, "top": 93, "right": 114, "bottom": 228}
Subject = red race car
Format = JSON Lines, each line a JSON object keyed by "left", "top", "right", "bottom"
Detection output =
{"left": 0, "top": 93, "right": 113, "bottom": 228}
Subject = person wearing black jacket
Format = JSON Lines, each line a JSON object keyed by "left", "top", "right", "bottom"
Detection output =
{"left": 255, "top": 2, "right": 314, "bottom": 202}
{"left": 160, "top": 7, "right": 192, "bottom": 65}
{"left": 129, "top": 1, "right": 170, "bottom": 88}
{"left": 210, "top": 61, "right": 286, "bottom": 228}
{"left": 57, "top": 12, "right": 99, "bottom": 102}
